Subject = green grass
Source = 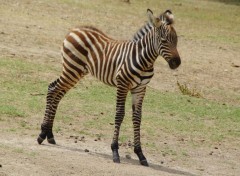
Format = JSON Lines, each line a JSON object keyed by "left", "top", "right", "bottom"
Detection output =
{"left": 0, "top": 105, "right": 25, "bottom": 117}
{"left": 143, "top": 89, "right": 240, "bottom": 144}
{"left": 0, "top": 56, "right": 239, "bottom": 146}
{"left": 66, "top": 83, "right": 239, "bottom": 146}
{"left": 55, "top": 77, "right": 240, "bottom": 148}
{"left": 0, "top": 143, "right": 38, "bottom": 158}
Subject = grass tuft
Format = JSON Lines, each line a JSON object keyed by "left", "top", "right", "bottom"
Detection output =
{"left": 177, "top": 81, "right": 202, "bottom": 98}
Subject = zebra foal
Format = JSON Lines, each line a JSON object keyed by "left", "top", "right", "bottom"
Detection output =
{"left": 37, "top": 9, "right": 181, "bottom": 166}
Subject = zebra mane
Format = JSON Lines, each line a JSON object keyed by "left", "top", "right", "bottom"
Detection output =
{"left": 78, "top": 26, "right": 110, "bottom": 37}
{"left": 132, "top": 22, "right": 153, "bottom": 42}
{"left": 73, "top": 25, "right": 116, "bottom": 41}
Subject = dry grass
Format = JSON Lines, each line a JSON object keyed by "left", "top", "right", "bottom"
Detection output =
{"left": 177, "top": 81, "right": 202, "bottom": 98}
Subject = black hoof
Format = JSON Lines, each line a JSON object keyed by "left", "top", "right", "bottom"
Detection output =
{"left": 113, "top": 157, "right": 120, "bottom": 163}
{"left": 140, "top": 159, "right": 149, "bottom": 167}
{"left": 111, "top": 142, "right": 120, "bottom": 163}
{"left": 134, "top": 146, "right": 149, "bottom": 166}
{"left": 37, "top": 136, "right": 45, "bottom": 145}
{"left": 38, "top": 126, "right": 55, "bottom": 145}
{"left": 47, "top": 138, "right": 56, "bottom": 144}
{"left": 112, "top": 150, "right": 120, "bottom": 163}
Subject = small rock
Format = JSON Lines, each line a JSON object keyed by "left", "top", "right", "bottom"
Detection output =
{"left": 231, "top": 63, "right": 240, "bottom": 68}
{"left": 175, "top": 3, "right": 182, "bottom": 6}
{"left": 209, "top": 151, "right": 214, "bottom": 155}
{"left": 160, "top": 161, "right": 164, "bottom": 164}
{"left": 122, "top": 143, "right": 127, "bottom": 147}
{"left": 219, "top": 46, "right": 226, "bottom": 50}
{"left": 84, "top": 149, "right": 89, "bottom": 152}
{"left": 179, "top": 138, "right": 184, "bottom": 142}
{"left": 123, "top": 0, "right": 130, "bottom": 3}
{"left": 0, "top": 164, "right": 2, "bottom": 167}
{"left": 74, "top": 140, "right": 77, "bottom": 143}
{"left": 126, "top": 154, "right": 131, "bottom": 159}
{"left": 79, "top": 136, "right": 85, "bottom": 141}
{"left": 127, "top": 141, "right": 132, "bottom": 147}
{"left": 96, "top": 134, "right": 101, "bottom": 141}
{"left": 197, "top": 168, "right": 205, "bottom": 171}
{"left": 214, "top": 147, "right": 218, "bottom": 149}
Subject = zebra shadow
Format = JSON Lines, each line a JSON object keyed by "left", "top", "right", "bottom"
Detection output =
{"left": 43, "top": 143, "right": 197, "bottom": 176}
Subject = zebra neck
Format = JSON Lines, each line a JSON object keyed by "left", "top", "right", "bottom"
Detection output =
{"left": 136, "top": 30, "right": 158, "bottom": 69}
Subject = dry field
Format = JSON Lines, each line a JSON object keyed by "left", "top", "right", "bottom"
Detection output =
{"left": 0, "top": 0, "right": 239, "bottom": 176}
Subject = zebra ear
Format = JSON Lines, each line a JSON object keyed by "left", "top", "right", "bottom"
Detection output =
{"left": 147, "top": 9, "right": 162, "bottom": 27}
{"left": 164, "top": 10, "right": 174, "bottom": 24}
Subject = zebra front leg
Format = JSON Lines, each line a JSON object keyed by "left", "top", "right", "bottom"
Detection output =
{"left": 111, "top": 86, "right": 128, "bottom": 163}
{"left": 131, "top": 87, "right": 149, "bottom": 166}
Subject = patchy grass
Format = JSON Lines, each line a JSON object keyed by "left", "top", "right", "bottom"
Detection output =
{"left": 0, "top": 55, "right": 239, "bottom": 149}
{"left": 0, "top": 105, "right": 25, "bottom": 117}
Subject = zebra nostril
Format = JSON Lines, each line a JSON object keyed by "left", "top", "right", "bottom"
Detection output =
{"left": 169, "top": 57, "right": 181, "bottom": 69}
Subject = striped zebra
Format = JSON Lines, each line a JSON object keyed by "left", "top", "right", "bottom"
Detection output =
{"left": 37, "top": 9, "right": 181, "bottom": 166}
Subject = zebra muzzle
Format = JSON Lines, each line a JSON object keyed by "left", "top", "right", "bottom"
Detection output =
{"left": 168, "top": 57, "right": 181, "bottom": 69}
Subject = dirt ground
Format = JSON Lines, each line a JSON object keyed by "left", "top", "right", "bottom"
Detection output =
{"left": 0, "top": 0, "right": 239, "bottom": 176}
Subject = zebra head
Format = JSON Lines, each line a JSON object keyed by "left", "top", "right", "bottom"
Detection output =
{"left": 147, "top": 9, "right": 181, "bottom": 69}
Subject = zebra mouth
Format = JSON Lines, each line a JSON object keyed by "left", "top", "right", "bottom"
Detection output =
{"left": 168, "top": 57, "right": 181, "bottom": 69}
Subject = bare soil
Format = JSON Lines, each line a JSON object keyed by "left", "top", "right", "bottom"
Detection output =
{"left": 0, "top": 0, "right": 239, "bottom": 176}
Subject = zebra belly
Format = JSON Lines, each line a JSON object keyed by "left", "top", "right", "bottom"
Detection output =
{"left": 85, "top": 54, "right": 118, "bottom": 87}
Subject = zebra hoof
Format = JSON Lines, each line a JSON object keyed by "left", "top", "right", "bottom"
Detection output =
{"left": 37, "top": 136, "right": 45, "bottom": 145}
{"left": 112, "top": 150, "right": 120, "bottom": 163}
{"left": 113, "top": 157, "right": 120, "bottom": 163}
{"left": 47, "top": 138, "right": 56, "bottom": 144}
{"left": 140, "top": 159, "right": 149, "bottom": 167}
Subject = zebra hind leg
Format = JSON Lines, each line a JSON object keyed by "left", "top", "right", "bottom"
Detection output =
{"left": 37, "top": 78, "right": 71, "bottom": 145}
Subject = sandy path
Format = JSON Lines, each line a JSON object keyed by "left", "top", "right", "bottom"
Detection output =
{"left": 0, "top": 135, "right": 196, "bottom": 176}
